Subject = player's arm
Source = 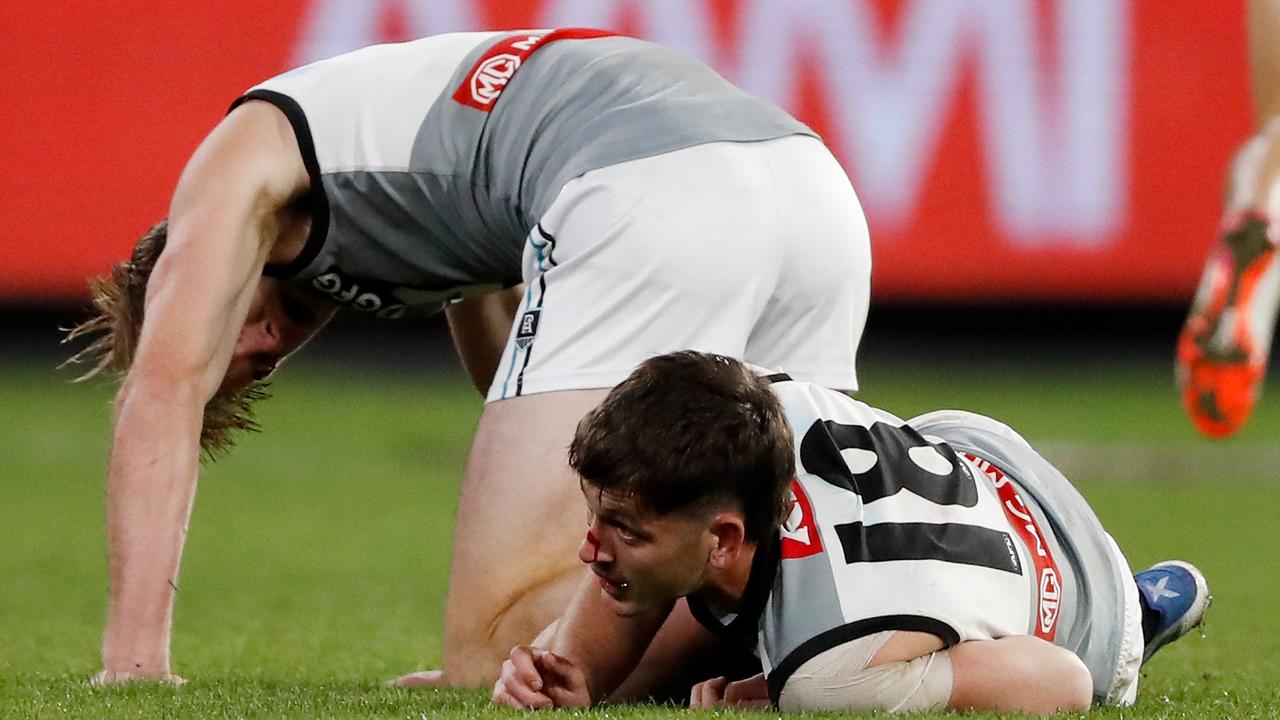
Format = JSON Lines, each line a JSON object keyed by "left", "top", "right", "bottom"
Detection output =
{"left": 765, "top": 631, "right": 1090, "bottom": 714}
{"left": 492, "top": 574, "right": 673, "bottom": 708}
{"left": 445, "top": 285, "right": 524, "bottom": 395}
{"left": 947, "top": 635, "right": 1092, "bottom": 713}
{"left": 98, "top": 100, "right": 310, "bottom": 682}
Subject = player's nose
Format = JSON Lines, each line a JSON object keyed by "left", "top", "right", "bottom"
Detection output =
{"left": 578, "top": 529, "right": 609, "bottom": 565}
{"left": 235, "top": 318, "right": 282, "bottom": 356}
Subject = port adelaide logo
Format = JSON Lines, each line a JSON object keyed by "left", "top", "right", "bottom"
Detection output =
{"left": 515, "top": 309, "right": 540, "bottom": 350}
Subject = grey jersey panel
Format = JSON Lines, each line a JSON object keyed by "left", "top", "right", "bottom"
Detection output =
{"left": 241, "top": 31, "right": 816, "bottom": 315}
{"left": 908, "top": 410, "right": 1130, "bottom": 703}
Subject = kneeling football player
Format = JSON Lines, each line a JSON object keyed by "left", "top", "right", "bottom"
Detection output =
{"left": 491, "top": 351, "right": 1210, "bottom": 714}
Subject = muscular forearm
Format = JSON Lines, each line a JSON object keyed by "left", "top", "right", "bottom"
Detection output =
{"left": 445, "top": 286, "right": 524, "bottom": 396}
{"left": 101, "top": 378, "right": 204, "bottom": 676}
{"left": 543, "top": 578, "right": 670, "bottom": 703}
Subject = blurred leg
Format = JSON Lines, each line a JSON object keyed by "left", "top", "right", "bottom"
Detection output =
{"left": 437, "top": 389, "right": 609, "bottom": 687}
{"left": 1249, "top": 0, "right": 1280, "bottom": 121}
{"left": 1176, "top": 4, "right": 1280, "bottom": 437}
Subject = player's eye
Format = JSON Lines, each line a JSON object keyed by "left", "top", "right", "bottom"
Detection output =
{"left": 280, "top": 294, "right": 316, "bottom": 326}
{"left": 612, "top": 522, "right": 639, "bottom": 543}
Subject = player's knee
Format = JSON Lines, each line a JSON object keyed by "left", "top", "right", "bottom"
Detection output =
{"left": 443, "top": 571, "right": 583, "bottom": 687}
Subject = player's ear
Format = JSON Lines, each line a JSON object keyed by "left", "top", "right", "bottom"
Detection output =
{"left": 707, "top": 513, "right": 746, "bottom": 569}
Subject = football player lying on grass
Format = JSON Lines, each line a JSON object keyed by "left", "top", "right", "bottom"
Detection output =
{"left": 491, "top": 351, "right": 1210, "bottom": 714}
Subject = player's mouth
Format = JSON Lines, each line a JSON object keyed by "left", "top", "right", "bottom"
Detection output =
{"left": 252, "top": 363, "right": 278, "bottom": 382}
{"left": 592, "top": 568, "right": 629, "bottom": 598}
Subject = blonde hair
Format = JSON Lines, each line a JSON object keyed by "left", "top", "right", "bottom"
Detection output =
{"left": 63, "top": 219, "right": 269, "bottom": 459}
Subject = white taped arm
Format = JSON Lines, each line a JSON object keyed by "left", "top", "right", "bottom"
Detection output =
{"left": 778, "top": 633, "right": 1091, "bottom": 715}
{"left": 778, "top": 634, "right": 952, "bottom": 714}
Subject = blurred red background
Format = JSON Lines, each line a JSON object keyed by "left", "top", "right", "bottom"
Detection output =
{"left": 0, "top": 0, "right": 1253, "bottom": 301}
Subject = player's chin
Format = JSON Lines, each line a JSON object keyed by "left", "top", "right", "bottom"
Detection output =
{"left": 218, "top": 373, "right": 253, "bottom": 396}
{"left": 219, "top": 362, "right": 266, "bottom": 395}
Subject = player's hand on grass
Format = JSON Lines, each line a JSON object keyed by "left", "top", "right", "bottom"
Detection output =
{"left": 689, "top": 672, "right": 770, "bottom": 709}
{"left": 491, "top": 645, "right": 590, "bottom": 709}
{"left": 91, "top": 669, "right": 186, "bottom": 686}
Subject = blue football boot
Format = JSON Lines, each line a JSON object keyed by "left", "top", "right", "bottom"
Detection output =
{"left": 1135, "top": 561, "right": 1211, "bottom": 663}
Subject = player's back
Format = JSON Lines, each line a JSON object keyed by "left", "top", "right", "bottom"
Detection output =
{"left": 756, "top": 376, "right": 1132, "bottom": 704}
{"left": 233, "top": 31, "right": 815, "bottom": 315}
{"left": 758, "top": 379, "right": 1044, "bottom": 679}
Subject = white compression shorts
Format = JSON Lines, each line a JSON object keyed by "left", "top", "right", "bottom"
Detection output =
{"left": 486, "top": 135, "right": 871, "bottom": 401}
{"left": 777, "top": 631, "right": 953, "bottom": 713}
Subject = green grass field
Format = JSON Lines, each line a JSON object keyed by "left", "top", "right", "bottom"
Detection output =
{"left": 2, "top": 354, "right": 1278, "bottom": 718}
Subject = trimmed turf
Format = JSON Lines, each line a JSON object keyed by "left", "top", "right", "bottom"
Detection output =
{"left": 1, "top": 356, "right": 1277, "bottom": 718}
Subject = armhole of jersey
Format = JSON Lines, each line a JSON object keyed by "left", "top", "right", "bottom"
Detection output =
{"left": 765, "top": 614, "right": 961, "bottom": 707}
{"left": 228, "top": 89, "right": 330, "bottom": 279}
{"left": 762, "top": 373, "right": 793, "bottom": 384}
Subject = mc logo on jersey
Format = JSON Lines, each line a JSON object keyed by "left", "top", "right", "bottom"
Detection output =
{"left": 1039, "top": 567, "right": 1062, "bottom": 636}
{"left": 781, "top": 480, "right": 823, "bottom": 559}
{"left": 470, "top": 53, "right": 523, "bottom": 106}
{"left": 453, "top": 29, "right": 617, "bottom": 112}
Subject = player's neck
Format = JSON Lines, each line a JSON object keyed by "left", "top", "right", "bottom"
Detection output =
{"left": 692, "top": 541, "right": 758, "bottom": 616}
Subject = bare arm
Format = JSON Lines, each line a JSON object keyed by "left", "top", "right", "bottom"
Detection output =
{"left": 445, "top": 285, "right": 524, "bottom": 396}
{"left": 947, "top": 636, "right": 1093, "bottom": 714}
{"left": 492, "top": 575, "right": 673, "bottom": 707}
{"left": 770, "top": 631, "right": 1089, "bottom": 714}
{"left": 98, "top": 100, "right": 309, "bottom": 681}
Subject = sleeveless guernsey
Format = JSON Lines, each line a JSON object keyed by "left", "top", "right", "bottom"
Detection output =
{"left": 230, "top": 30, "right": 816, "bottom": 318}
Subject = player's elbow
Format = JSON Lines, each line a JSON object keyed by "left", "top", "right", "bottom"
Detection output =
{"left": 1032, "top": 648, "right": 1093, "bottom": 713}
{"left": 949, "top": 636, "right": 1093, "bottom": 715}
{"left": 1061, "top": 652, "right": 1094, "bottom": 711}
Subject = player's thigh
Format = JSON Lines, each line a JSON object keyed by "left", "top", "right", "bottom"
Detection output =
{"left": 487, "top": 143, "right": 790, "bottom": 401}
{"left": 444, "top": 390, "right": 608, "bottom": 644}
{"left": 1250, "top": 0, "right": 1280, "bottom": 120}
{"left": 744, "top": 136, "right": 871, "bottom": 390}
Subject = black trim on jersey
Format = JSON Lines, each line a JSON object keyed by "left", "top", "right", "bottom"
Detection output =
{"left": 685, "top": 531, "right": 780, "bottom": 646}
{"left": 534, "top": 223, "right": 559, "bottom": 267}
{"left": 766, "top": 615, "right": 961, "bottom": 706}
{"left": 761, "top": 373, "right": 793, "bottom": 384}
{"left": 834, "top": 521, "right": 1023, "bottom": 575}
{"left": 229, "top": 89, "right": 330, "bottom": 279}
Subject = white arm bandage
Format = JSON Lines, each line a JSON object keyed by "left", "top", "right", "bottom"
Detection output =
{"left": 778, "top": 631, "right": 954, "bottom": 714}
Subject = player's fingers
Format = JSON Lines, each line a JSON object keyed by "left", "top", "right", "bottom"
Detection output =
{"left": 496, "top": 655, "right": 558, "bottom": 707}
{"left": 508, "top": 646, "right": 545, "bottom": 690}
{"left": 537, "top": 653, "right": 590, "bottom": 707}
{"left": 722, "top": 676, "right": 768, "bottom": 706}
{"left": 536, "top": 652, "right": 585, "bottom": 687}
{"left": 690, "top": 676, "right": 728, "bottom": 708}
{"left": 493, "top": 679, "right": 554, "bottom": 710}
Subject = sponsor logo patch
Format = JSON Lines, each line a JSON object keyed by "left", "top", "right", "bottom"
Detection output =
{"left": 781, "top": 480, "right": 823, "bottom": 559}
{"left": 452, "top": 28, "right": 617, "bottom": 112}
{"left": 964, "top": 452, "right": 1063, "bottom": 641}
{"left": 310, "top": 266, "right": 406, "bottom": 319}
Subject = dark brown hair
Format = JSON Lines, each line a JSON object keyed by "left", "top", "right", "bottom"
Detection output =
{"left": 62, "top": 219, "right": 269, "bottom": 459}
{"left": 569, "top": 351, "right": 795, "bottom": 542}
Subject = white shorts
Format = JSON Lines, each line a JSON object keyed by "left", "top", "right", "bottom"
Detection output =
{"left": 487, "top": 135, "right": 871, "bottom": 401}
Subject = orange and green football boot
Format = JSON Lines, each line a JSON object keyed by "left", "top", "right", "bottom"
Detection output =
{"left": 1177, "top": 212, "right": 1280, "bottom": 438}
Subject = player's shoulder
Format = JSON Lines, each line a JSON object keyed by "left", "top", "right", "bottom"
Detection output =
{"left": 751, "top": 368, "right": 904, "bottom": 430}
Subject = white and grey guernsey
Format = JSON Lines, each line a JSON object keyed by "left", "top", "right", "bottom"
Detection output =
{"left": 229, "top": 30, "right": 817, "bottom": 318}
{"left": 687, "top": 375, "right": 1132, "bottom": 705}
